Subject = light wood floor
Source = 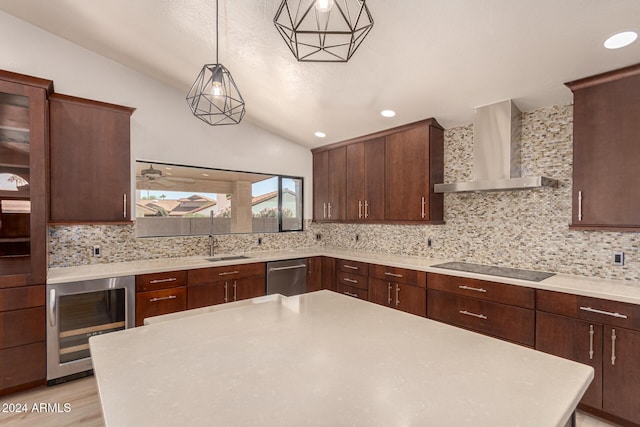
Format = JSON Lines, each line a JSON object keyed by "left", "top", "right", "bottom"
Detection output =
{"left": 0, "top": 376, "right": 620, "bottom": 426}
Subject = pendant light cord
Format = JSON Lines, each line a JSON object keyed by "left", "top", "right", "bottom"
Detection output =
{"left": 215, "top": 0, "right": 219, "bottom": 65}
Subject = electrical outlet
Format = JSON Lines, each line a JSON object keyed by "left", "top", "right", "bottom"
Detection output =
{"left": 257, "top": 237, "right": 263, "bottom": 245}
{"left": 355, "top": 234, "right": 360, "bottom": 242}
{"left": 315, "top": 233, "right": 322, "bottom": 241}
{"left": 613, "top": 252, "right": 625, "bottom": 266}
{"left": 427, "top": 237, "right": 432, "bottom": 248}
{"left": 92, "top": 246, "right": 101, "bottom": 257}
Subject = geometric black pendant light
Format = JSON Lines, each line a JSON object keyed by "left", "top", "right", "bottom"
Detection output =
{"left": 187, "top": 0, "right": 246, "bottom": 125}
{"left": 274, "top": 0, "right": 374, "bottom": 62}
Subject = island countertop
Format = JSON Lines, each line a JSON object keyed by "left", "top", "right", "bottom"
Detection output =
{"left": 90, "top": 290, "right": 593, "bottom": 427}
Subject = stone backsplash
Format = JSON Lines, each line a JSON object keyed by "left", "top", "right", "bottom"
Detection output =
{"left": 49, "top": 104, "right": 640, "bottom": 283}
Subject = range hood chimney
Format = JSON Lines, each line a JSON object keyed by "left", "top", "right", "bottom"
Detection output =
{"left": 434, "top": 100, "right": 557, "bottom": 193}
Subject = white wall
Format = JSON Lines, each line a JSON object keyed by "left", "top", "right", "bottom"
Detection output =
{"left": 0, "top": 11, "right": 313, "bottom": 217}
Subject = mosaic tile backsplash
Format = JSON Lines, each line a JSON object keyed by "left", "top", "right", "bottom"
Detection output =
{"left": 49, "top": 104, "right": 640, "bottom": 283}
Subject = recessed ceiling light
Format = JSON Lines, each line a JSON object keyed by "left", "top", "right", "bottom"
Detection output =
{"left": 604, "top": 31, "right": 638, "bottom": 49}
{"left": 381, "top": 109, "right": 396, "bottom": 118}
{"left": 315, "top": 131, "right": 326, "bottom": 138}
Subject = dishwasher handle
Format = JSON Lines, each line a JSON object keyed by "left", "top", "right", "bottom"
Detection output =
{"left": 268, "top": 264, "right": 307, "bottom": 273}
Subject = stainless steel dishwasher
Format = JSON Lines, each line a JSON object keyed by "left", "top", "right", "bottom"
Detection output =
{"left": 266, "top": 259, "right": 307, "bottom": 296}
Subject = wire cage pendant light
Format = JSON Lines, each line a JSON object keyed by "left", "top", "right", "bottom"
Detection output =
{"left": 274, "top": 0, "right": 374, "bottom": 62}
{"left": 187, "top": 0, "right": 246, "bottom": 125}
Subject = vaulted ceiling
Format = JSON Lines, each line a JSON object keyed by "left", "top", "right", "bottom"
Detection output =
{"left": 1, "top": 0, "right": 639, "bottom": 147}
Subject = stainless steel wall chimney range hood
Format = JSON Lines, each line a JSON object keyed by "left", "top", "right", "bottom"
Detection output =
{"left": 434, "top": 100, "right": 557, "bottom": 193}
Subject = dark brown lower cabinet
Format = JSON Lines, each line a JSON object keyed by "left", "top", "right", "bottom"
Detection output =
{"left": 306, "top": 257, "right": 323, "bottom": 292}
{"left": 0, "top": 285, "right": 46, "bottom": 395}
{"left": 536, "top": 290, "right": 640, "bottom": 426}
{"left": 427, "top": 289, "right": 534, "bottom": 346}
{"left": 321, "top": 257, "right": 336, "bottom": 292}
{"left": 136, "top": 287, "right": 187, "bottom": 326}
{"left": 187, "top": 277, "right": 265, "bottom": 310}
{"left": 369, "top": 278, "right": 426, "bottom": 317}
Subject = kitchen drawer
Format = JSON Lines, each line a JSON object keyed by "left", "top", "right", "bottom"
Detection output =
{"left": 135, "top": 287, "right": 186, "bottom": 326}
{"left": 427, "top": 289, "right": 535, "bottom": 346}
{"left": 0, "top": 285, "right": 45, "bottom": 312}
{"left": 336, "top": 259, "right": 369, "bottom": 275}
{"left": 536, "top": 289, "right": 578, "bottom": 317}
{"left": 538, "top": 289, "right": 640, "bottom": 331}
{"left": 188, "top": 262, "right": 265, "bottom": 285}
{"left": 336, "top": 271, "right": 368, "bottom": 291}
{"left": 0, "top": 341, "right": 46, "bottom": 392}
{"left": 0, "top": 307, "right": 45, "bottom": 349}
{"left": 369, "top": 264, "right": 425, "bottom": 287}
{"left": 427, "top": 273, "right": 534, "bottom": 309}
{"left": 576, "top": 295, "right": 640, "bottom": 331}
{"left": 136, "top": 270, "right": 187, "bottom": 292}
{"left": 337, "top": 283, "right": 368, "bottom": 300}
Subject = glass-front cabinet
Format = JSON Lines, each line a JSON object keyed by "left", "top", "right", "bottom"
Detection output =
{"left": 0, "top": 70, "right": 51, "bottom": 286}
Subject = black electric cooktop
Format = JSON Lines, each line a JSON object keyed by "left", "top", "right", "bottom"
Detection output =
{"left": 431, "top": 262, "right": 555, "bottom": 282}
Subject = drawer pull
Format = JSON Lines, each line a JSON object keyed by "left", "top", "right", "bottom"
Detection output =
{"left": 611, "top": 329, "right": 617, "bottom": 366}
{"left": 579, "top": 306, "right": 628, "bottom": 319}
{"left": 219, "top": 270, "right": 240, "bottom": 276}
{"left": 344, "top": 278, "right": 359, "bottom": 284}
{"left": 149, "top": 295, "right": 177, "bottom": 303}
{"left": 589, "top": 325, "right": 594, "bottom": 360}
{"left": 343, "top": 265, "right": 359, "bottom": 270}
{"left": 459, "top": 310, "right": 487, "bottom": 320}
{"left": 384, "top": 272, "right": 403, "bottom": 278}
{"left": 343, "top": 291, "right": 359, "bottom": 298}
{"left": 149, "top": 277, "right": 178, "bottom": 284}
{"left": 458, "top": 285, "right": 487, "bottom": 293}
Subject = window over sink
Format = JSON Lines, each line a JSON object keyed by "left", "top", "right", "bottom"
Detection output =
{"left": 135, "top": 161, "right": 303, "bottom": 237}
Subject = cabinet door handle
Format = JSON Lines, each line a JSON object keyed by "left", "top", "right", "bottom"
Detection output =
{"left": 328, "top": 202, "right": 332, "bottom": 219}
{"left": 579, "top": 306, "right": 628, "bottom": 319}
{"left": 149, "top": 277, "right": 177, "bottom": 284}
{"left": 578, "top": 190, "right": 583, "bottom": 222}
{"left": 421, "top": 196, "right": 426, "bottom": 219}
{"left": 224, "top": 282, "right": 228, "bottom": 303}
{"left": 149, "top": 295, "right": 177, "bottom": 303}
{"left": 343, "top": 291, "right": 359, "bottom": 298}
{"left": 219, "top": 271, "right": 240, "bottom": 276}
{"left": 123, "top": 194, "right": 127, "bottom": 218}
{"left": 458, "top": 285, "right": 487, "bottom": 293}
{"left": 459, "top": 310, "right": 488, "bottom": 320}
{"left": 323, "top": 202, "right": 327, "bottom": 219}
{"left": 233, "top": 281, "right": 237, "bottom": 302}
{"left": 343, "top": 278, "right": 358, "bottom": 284}
{"left": 395, "top": 285, "right": 400, "bottom": 306}
{"left": 358, "top": 200, "right": 362, "bottom": 219}
{"left": 365, "top": 200, "right": 369, "bottom": 218}
{"left": 611, "top": 329, "right": 617, "bottom": 366}
{"left": 589, "top": 325, "right": 594, "bottom": 360}
{"left": 387, "top": 282, "right": 392, "bottom": 305}
{"left": 384, "top": 272, "right": 403, "bottom": 278}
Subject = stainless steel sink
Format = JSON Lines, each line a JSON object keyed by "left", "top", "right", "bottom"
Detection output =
{"left": 205, "top": 255, "right": 249, "bottom": 262}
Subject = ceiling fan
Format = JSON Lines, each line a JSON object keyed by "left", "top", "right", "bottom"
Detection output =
{"left": 136, "top": 164, "right": 195, "bottom": 187}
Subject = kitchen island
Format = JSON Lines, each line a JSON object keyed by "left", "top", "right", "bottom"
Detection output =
{"left": 90, "top": 290, "right": 592, "bottom": 427}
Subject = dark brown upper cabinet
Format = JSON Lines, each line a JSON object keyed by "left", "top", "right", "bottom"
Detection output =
{"left": 0, "top": 70, "right": 52, "bottom": 287}
{"left": 346, "top": 138, "right": 385, "bottom": 221}
{"left": 312, "top": 118, "right": 444, "bottom": 224}
{"left": 566, "top": 64, "right": 640, "bottom": 231}
{"left": 49, "top": 94, "right": 135, "bottom": 224}
{"left": 313, "top": 147, "right": 346, "bottom": 221}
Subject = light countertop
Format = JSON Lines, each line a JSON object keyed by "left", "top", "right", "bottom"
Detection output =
{"left": 48, "top": 247, "right": 640, "bottom": 305}
{"left": 90, "top": 290, "right": 593, "bottom": 427}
